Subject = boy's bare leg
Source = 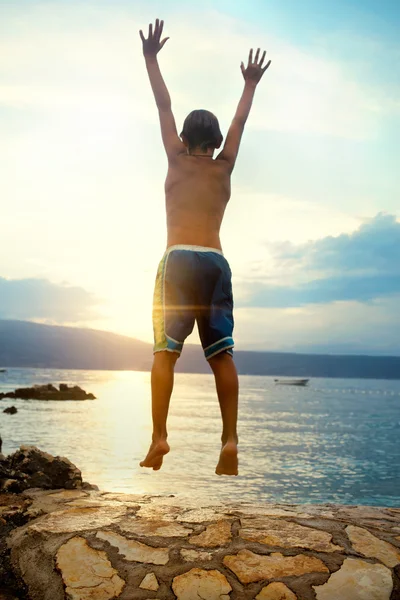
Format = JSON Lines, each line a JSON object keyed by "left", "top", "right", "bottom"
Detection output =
{"left": 140, "top": 351, "right": 179, "bottom": 470}
{"left": 208, "top": 352, "right": 239, "bottom": 475}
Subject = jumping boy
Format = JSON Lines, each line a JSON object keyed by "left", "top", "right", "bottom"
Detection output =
{"left": 139, "top": 19, "right": 271, "bottom": 475}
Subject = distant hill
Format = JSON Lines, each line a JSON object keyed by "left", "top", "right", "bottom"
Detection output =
{"left": 1, "top": 320, "right": 400, "bottom": 379}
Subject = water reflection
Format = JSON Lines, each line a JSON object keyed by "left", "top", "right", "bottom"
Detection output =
{"left": 1, "top": 369, "right": 400, "bottom": 505}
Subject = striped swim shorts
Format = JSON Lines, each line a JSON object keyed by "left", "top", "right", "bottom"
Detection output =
{"left": 152, "top": 245, "right": 234, "bottom": 360}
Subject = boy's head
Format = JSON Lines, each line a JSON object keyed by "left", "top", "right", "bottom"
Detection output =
{"left": 180, "top": 109, "right": 223, "bottom": 152}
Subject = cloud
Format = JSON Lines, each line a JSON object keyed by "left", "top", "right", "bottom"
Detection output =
{"left": 233, "top": 297, "right": 400, "bottom": 355}
{"left": 244, "top": 274, "right": 400, "bottom": 308}
{"left": 238, "top": 213, "right": 400, "bottom": 307}
{"left": 0, "top": 277, "right": 101, "bottom": 322}
{"left": 271, "top": 212, "right": 400, "bottom": 276}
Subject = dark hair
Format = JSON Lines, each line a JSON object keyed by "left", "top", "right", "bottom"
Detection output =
{"left": 180, "top": 109, "right": 223, "bottom": 151}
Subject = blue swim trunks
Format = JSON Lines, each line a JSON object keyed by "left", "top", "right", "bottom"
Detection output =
{"left": 153, "top": 245, "right": 234, "bottom": 360}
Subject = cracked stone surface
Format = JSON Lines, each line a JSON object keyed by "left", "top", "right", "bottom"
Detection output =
{"left": 117, "top": 516, "right": 192, "bottom": 537}
{"left": 4, "top": 490, "right": 400, "bottom": 600}
{"left": 313, "top": 557, "right": 393, "bottom": 599}
{"left": 139, "top": 572, "right": 159, "bottom": 591}
{"left": 336, "top": 506, "right": 399, "bottom": 521}
{"left": 229, "top": 504, "right": 315, "bottom": 519}
{"left": 189, "top": 520, "right": 232, "bottom": 547}
{"left": 223, "top": 549, "right": 329, "bottom": 584}
{"left": 177, "top": 508, "right": 221, "bottom": 523}
{"left": 29, "top": 505, "right": 127, "bottom": 533}
{"left": 255, "top": 582, "right": 298, "bottom": 599}
{"left": 181, "top": 548, "right": 213, "bottom": 562}
{"left": 135, "top": 502, "right": 181, "bottom": 521}
{"left": 56, "top": 536, "right": 125, "bottom": 600}
{"left": 240, "top": 516, "right": 344, "bottom": 552}
{"left": 96, "top": 530, "right": 169, "bottom": 564}
{"left": 47, "top": 490, "right": 88, "bottom": 501}
{"left": 346, "top": 524, "right": 400, "bottom": 567}
{"left": 172, "top": 568, "right": 231, "bottom": 599}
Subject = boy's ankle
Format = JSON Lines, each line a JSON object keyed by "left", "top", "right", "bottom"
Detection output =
{"left": 221, "top": 435, "right": 238, "bottom": 445}
{"left": 152, "top": 433, "right": 168, "bottom": 442}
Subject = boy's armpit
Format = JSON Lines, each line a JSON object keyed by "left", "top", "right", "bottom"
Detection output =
{"left": 216, "top": 118, "right": 246, "bottom": 171}
{"left": 158, "top": 106, "right": 186, "bottom": 160}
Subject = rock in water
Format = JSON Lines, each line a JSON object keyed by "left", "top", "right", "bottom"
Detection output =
{"left": 3, "top": 407, "right": 17, "bottom": 414}
{"left": 1, "top": 446, "right": 83, "bottom": 492}
{"left": 0, "top": 384, "right": 96, "bottom": 401}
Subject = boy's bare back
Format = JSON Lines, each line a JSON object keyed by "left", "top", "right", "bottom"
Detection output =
{"left": 165, "top": 154, "right": 231, "bottom": 249}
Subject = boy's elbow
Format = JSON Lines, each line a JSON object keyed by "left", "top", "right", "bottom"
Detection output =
{"left": 158, "top": 104, "right": 171, "bottom": 113}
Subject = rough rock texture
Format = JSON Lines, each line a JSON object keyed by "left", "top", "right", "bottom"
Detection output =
{"left": 56, "top": 536, "right": 125, "bottom": 600}
{"left": 0, "top": 383, "right": 96, "bottom": 401}
{"left": 312, "top": 557, "right": 393, "bottom": 599}
{"left": 172, "top": 568, "right": 232, "bottom": 600}
{"left": 181, "top": 548, "right": 213, "bottom": 562}
{"left": 0, "top": 493, "right": 30, "bottom": 600}
{"left": 139, "top": 572, "right": 159, "bottom": 591}
{"left": 345, "top": 524, "right": 400, "bottom": 567}
{"left": 97, "top": 530, "right": 169, "bottom": 564}
{"left": 0, "top": 446, "right": 83, "bottom": 493}
{"left": 2, "top": 490, "right": 400, "bottom": 600}
{"left": 189, "top": 520, "right": 232, "bottom": 547}
{"left": 239, "top": 515, "right": 344, "bottom": 552}
{"left": 223, "top": 549, "right": 329, "bottom": 584}
{"left": 255, "top": 582, "right": 297, "bottom": 600}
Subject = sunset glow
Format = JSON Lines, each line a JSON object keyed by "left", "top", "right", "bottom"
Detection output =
{"left": 1, "top": 0, "right": 399, "bottom": 354}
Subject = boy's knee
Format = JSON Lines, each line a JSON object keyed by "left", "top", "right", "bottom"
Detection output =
{"left": 153, "top": 351, "right": 180, "bottom": 367}
{"left": 208, "top": 350, "right": 233, "bottom": 368}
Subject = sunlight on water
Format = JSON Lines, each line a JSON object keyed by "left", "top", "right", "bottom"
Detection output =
{"left": 1, "top": 368, "right": 400, "bottom": 506}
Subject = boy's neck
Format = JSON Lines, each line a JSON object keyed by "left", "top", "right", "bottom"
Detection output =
{"left": 187, "top": 148, "right": 214, "bottom": 157}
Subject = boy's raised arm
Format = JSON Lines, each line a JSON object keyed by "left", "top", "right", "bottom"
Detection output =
{"left": 217, "top": 48, "right": 271, "bottom": 170}
{"left": 139, "top": 19, "right": 185, "bottom": 159}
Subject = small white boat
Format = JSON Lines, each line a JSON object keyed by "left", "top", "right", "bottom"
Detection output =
{"left": 274, "top": 378, "right": 309, "bottom": 387}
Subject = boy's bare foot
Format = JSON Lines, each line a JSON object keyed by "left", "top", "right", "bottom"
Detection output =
{"left": 140, "top": 439, "right": 170, "bottom": 470}
{"left": 215, "top": 440, "right": 238, "bottom": 476}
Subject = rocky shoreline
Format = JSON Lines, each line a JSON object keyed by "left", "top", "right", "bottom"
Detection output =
{"left": 0, "top": 447, "right": 400, "bottom": 599}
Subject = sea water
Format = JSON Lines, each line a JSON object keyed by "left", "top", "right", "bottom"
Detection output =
{"left": 1, "top": 368, "right": 399, "bottom": 506}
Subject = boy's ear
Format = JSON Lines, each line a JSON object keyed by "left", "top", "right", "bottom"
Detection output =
{"left": 181, "top": 134, "right": 189, "bottom": 148}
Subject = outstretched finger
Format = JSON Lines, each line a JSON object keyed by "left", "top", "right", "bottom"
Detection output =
{"left": 240, "top": 61, "right": 245, "bottom": 76}
{"left": 148, "top": 23, "right": 153, "bottom": 38}
{"left": 254, "top": 47, "right": 260, "bottom": 63}
{"left": 139, "top": 29, "right": 145, "bottom": 42}
{"left": 160, "top": 36, "right": 169, "bottom": 50}
{"left": 154, "top": 18, "right": 160, "bottom": 39}
{"left": 259, "top": 50, "right": 266, "bottom": 67}
{"left": 248, "top": 48, "right": 253, "bottom": 66}
{"left": 262, "top": 59, "right": 272, "bottom": 72}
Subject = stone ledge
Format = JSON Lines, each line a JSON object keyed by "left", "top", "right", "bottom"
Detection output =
{"left": 3, "top": 490, "right": 400, "bottom": 600}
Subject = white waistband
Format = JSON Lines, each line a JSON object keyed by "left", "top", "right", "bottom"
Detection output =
{"left": 165, "top": 244, "right": 224, "bottom": 255}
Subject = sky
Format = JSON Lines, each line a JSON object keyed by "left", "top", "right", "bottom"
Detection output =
{"left": 0, "top": 0, "right": 399, "bottom": 355}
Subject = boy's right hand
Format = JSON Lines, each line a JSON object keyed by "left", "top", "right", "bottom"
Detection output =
{"left": 139, "top": 18, "right": 169, "bottom": 58}
{"left": 240, "top": 48, "right": 271, "bottom": 84}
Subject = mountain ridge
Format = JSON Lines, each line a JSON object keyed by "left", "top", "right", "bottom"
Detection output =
{"left": 1, "top": 319, "right": 399, "bottom": 379}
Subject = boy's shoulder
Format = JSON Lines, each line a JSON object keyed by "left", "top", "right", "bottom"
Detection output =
{"left": 172, "top": 153, "right": 233, "bottom": 172}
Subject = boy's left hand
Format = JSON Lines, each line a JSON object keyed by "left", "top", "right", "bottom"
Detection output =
{"left": 240, "top": 48, "right": 271, "bottom": 85}
{"left": 139, "top": 19, "right": 169, "bottom": 58}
